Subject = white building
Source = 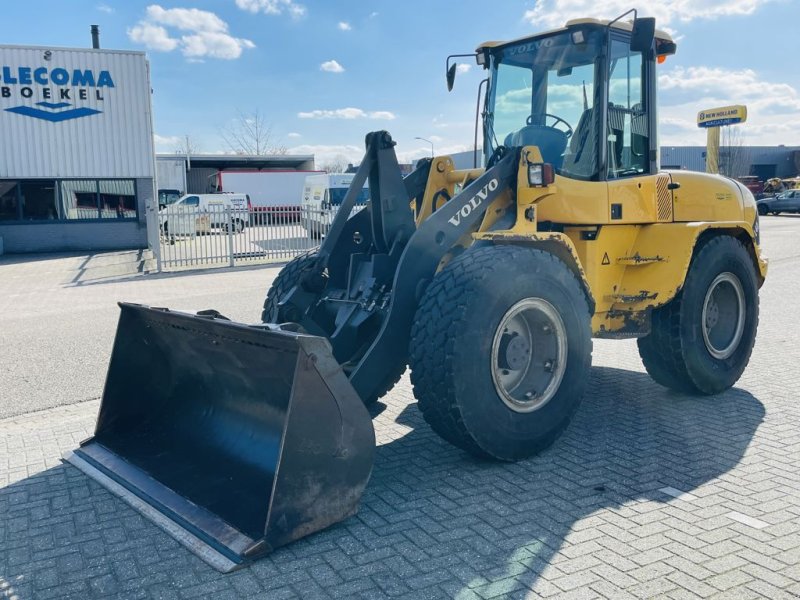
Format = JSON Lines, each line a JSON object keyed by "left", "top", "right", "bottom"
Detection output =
{"left": 0, "top": 43, "right": 155, "bottom": 253}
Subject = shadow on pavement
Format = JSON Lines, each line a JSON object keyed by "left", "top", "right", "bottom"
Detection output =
{"left": 359, "top": 365, "right": 764, "bottom": 597}
{"left": 0, "top": 366, "right": 764, "bottom": 598}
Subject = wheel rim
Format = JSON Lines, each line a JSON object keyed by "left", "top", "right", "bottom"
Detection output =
{"left": 490, "top": 298, "right": 568, "bottom": 413}
{"left": 702, "top": 272, "right": 745, "bottom": 360}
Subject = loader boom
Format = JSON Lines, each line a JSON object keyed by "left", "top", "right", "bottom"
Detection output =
{"left": 277, "top": 131, "right": 518, "bottom": 402}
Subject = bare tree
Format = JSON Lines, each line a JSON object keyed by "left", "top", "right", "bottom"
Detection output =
{"left": 320, "top": 154, "right": 350, "bottom": 173}
{"left": 220, "top": 109, "right": 287, "bottom": 155}
{"left": 175, "top": 135, "right": 201, "bottom": 155}
{"left": 719, "top": 125, "right": 751, "bottom": 178}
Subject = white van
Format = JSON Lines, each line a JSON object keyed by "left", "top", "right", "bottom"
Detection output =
{"left": 301, "top": 174, "right": 369, "bottom": 238}
{"left": 160, "top": 193, "right": 250, "bottom": 235}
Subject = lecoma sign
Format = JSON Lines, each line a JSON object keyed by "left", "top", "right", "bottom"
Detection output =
{"left": 1, "top": 66, "right": 115, "bottom": 122}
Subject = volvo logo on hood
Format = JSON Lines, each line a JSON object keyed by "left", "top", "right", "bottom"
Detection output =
{"left": 1, "top": 65, "right": 114, "bottom": 123}
{"left": 448, "top": 178, "right": 499, "bottom": 227}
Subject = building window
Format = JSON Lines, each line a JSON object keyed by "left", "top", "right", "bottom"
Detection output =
{"left": 21, "top": 181, "right": 58, "bottom": 220}
{"left": 0, "top": 179, "right": 138, "bottom": 223}
{"left": 61, "top": 180, "right": 100, "bottom": 220}
{"left": 100, "top": 180, "right": 136, "bottom": 219}
{"left": 0, "top": 181, "right": 19, "bottom": 220}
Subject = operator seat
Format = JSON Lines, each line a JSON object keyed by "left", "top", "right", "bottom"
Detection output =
{"left": 503, "top": 126, "right": 567, "bottom": 169}
{"left": 561, "top": 107, "right": 598, "bottom": 180}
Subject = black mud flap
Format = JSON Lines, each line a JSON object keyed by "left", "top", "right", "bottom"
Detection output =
{"left": 65, "top": 303, "right": 374, "bottom": 572}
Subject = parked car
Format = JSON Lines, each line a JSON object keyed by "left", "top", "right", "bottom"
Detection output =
{"left": 160, "top": 193, "right": 250, "bottom": 235}
{"left": 756, "top": 189, "right": 800, "bottom": 215}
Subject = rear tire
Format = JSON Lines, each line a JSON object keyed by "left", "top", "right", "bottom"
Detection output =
{"left": 637, "top": 235, "right": 759, "bottom": 395}
{"left": 409, "top": 245, "right": 592, "bottom": 461}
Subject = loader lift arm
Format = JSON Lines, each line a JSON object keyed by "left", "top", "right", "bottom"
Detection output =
{"left": 277, "top": 131, "right": 519, "bottom": 402}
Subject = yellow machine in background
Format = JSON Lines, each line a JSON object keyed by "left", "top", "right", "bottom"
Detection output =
{"left": 68, "top": 12, "right": 767, "bottom": 571}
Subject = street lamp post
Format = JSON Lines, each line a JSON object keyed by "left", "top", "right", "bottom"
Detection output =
{"left": 415, "top": 136, "right": 434, "bottom": 158}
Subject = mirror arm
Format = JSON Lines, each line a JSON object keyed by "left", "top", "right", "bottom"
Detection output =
{"left": 445, "top": 53, "right": 479, "bottom": 91}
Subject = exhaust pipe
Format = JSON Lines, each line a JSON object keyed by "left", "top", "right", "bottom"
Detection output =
{"left": 91, "top": 25, "right": 100, "bottom": 49}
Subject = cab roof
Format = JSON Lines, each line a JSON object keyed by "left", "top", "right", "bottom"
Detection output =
{"left": 477, "top": 18, "right": 675, "bottom": 53}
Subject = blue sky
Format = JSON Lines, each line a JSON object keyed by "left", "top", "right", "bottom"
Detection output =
{"left": 3, "top": 0, "right": 799, "bottom": 166}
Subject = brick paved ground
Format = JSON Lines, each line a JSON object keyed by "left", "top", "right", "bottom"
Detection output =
{"left": 2, "top": 216, "right": 800, "bottom": 599}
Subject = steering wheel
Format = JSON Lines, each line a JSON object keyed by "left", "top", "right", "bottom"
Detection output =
{"left": 526, "top": 113, "right": 573, "bottom": 138}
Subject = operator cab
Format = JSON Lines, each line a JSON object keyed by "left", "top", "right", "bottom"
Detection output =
{"left": 473, "top": 17, "right": 676, "bottom": 182}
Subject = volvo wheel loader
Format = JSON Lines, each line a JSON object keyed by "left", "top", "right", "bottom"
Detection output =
{"left": 66, "top": 13, "right": 767, "bottom": 571}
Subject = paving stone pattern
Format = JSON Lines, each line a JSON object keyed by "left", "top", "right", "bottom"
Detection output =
{"left": 2, "top": 217, "right": 800, "bottom": 599}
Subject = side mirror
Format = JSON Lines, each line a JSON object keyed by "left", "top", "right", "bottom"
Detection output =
{"left": 446, "top": 63, "right": 457, "bottom": 91}
{"left": 631, "top": 17, "right": 655, "bottom": 52}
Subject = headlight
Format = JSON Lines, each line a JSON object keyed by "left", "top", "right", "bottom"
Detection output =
{"left": 527, "top": 162, "right": 554, "bottom": 187}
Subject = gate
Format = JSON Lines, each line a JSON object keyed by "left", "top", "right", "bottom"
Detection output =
{"left": 154, "top": 205, "right": 360, "bottom": 271}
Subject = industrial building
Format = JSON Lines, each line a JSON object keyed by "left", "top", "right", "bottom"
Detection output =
{"left": 660, "top": 146, "right": 800, "bottom": 179}
{"left": 0, "top": 42, "right": 156, "bottom": 253}
{"left": 156, "top": 154, "right": 315, "bottom": 196}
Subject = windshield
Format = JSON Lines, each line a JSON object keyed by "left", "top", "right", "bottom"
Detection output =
{"left": 159, "top": 191, "right": 181, "bottom": 206}
{"left": 487, "top": 29, "right": 603, "bottom": 180}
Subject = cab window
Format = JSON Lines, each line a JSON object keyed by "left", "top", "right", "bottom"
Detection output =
{"left": 182, "top": 196, "right": 200, "bottom": 207}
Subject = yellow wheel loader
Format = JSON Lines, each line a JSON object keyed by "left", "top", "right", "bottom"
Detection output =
{"left": 67, "top": 12, "right": 767, "bottom": 571}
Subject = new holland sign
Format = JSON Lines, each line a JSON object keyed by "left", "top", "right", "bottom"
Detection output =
{"left": 0, "top": 65, "right": 114, "bottom": 122}
{"left": 697, "top": 105, "right": 747, "bottom": 129}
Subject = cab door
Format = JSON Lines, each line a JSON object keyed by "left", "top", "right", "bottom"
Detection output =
{"left": 603, "top": 36, "right": 671, "bottom": 223}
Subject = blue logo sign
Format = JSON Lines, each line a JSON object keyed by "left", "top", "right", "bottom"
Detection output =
{"left": 1, "top": 66, "right": 114, "bottom": 123}
{"left": 5, "top": 101, "right": 102, "bottom": 122}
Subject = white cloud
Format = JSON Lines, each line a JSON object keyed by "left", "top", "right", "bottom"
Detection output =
{"left": 297, "top": 108, "right": 396, "bottom": 120}
{"left": 153, "top": 134, "right": 183, "bottom": 152}
{"left": 369, "top": 11, "right": 378, "bottom": 18}
{"left": 338, "top": 21, "right": 351, "bottom": 31}
{"left": 320, "top": 60, "right": 345, "bottom": 73}
{"left": 658, "top": 65, "right": 800, "bottom": 145}
{"left": 96, "top": 4, "right": 113, "bottom": 13}
{"left": 288, "top": 143, "right": 363, "bottom": 166}
{"left": 127, "top": 22, "right": 178, "bottom": 52}
{"left": 235, "top": 0, "right": 306, "bottom": 18}
{"left": 287, "top": 132, "right": 302, "bottom": 138}
{"left": 290, "top": 140, "right": 475, "bottom": 168}
{"left": 146, "top": 5, "right": 226, "bottom": 32}
{"left": 128, "top": 5, "right": 254, "bottom": 60}
{"left": 523, "top": 0, "right": 776, "bottom": 31}
{"left": 368, "top": 111, "right": 396, "bottom": 120}
{"left": 396, "top": 142, "right": 473, "bottom": 164}
{"left": 456, "top": 64, "right": 472, "bottom": 74}
{"left": 182, "top": 32, "right": 256, "bottom": 59}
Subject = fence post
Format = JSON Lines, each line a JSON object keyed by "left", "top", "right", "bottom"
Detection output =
{"left": 227, "top": 206, "right": 235, "bottom": 267}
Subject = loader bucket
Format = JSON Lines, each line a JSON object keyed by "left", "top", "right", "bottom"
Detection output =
{"left": 65, "top": 303, "right": 374, "bottom": 572}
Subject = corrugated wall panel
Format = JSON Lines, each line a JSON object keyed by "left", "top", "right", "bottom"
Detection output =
{"left": 0, "top": 45, "right": 154, "bottom": 178}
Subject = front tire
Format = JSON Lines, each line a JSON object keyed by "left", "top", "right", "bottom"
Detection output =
{"left": 262, "top": 250, "right": 323, "bottom": 323}
{"left": 637, "top": 235, "right": 759, "bottom": 395}
{"left": 409, "top": 246, "right": 592, "bottom": 461}
{"left": 261, "top": 250, "right": 402, "bottom": 405}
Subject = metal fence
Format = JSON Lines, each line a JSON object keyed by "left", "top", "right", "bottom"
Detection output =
{"left": 155, "top": 205, "right": 358, "bottom": 271}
